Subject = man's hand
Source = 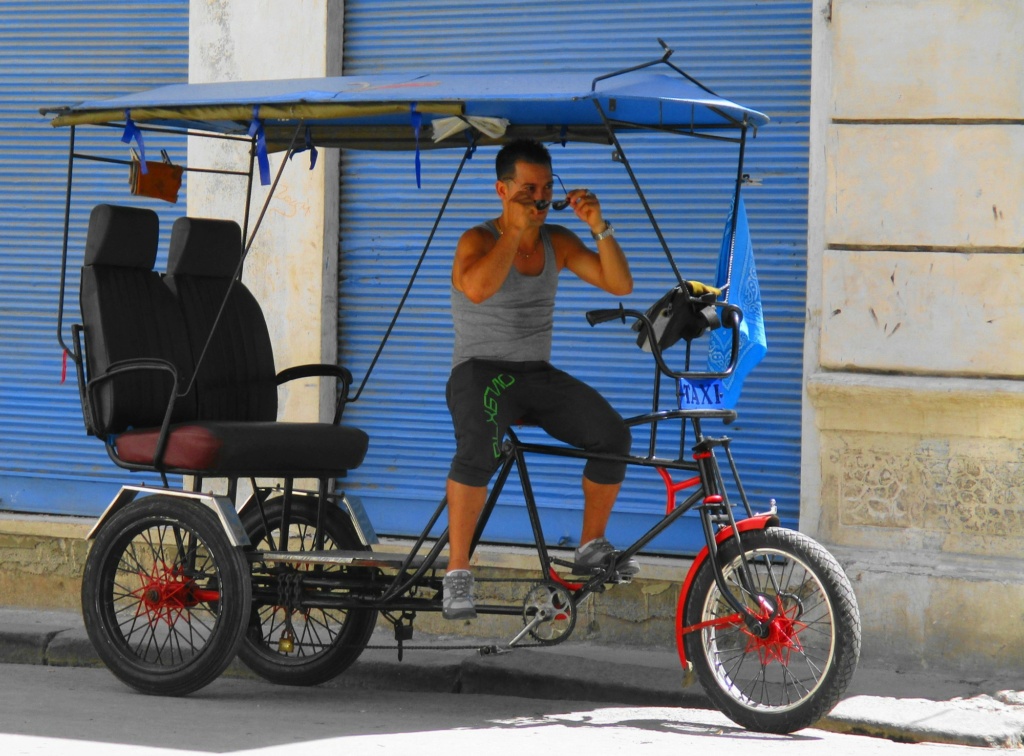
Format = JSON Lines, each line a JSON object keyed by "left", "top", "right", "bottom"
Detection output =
{"left": 566, "top": 189, "right": 605, "bottom": 234}
{"left": 505, "top": 185, "right": 545, "bottom": 235}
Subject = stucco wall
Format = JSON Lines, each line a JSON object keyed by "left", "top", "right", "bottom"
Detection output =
{"left": 805, "top": 0, "right": 1024, "bottom": 673}
{"left": 187, "top": 0, "right": 344, "bottom": 424}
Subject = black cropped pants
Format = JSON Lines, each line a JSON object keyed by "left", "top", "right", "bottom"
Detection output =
{"left": 446, "top": 359, "right": 631, "bottom": 488}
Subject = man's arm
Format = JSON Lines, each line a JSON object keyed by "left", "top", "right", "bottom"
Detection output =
{"left": 453, "top": 184, "right": 542, "bottom": 303}
{"left": 556, "top": 189, "right": 633, "bottom": 296}
{"left": 557, "top": 230, "right": 633, "bottom": 296}
{"left": 451, "top": 225, "right": 519, "bottom": 304}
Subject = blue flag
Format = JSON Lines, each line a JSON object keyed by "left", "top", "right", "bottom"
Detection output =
{"left": 707, "top": 198, "right": 766, "bottom": 409}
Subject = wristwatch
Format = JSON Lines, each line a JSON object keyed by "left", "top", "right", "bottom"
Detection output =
{"left": 592, "top": 222, "right": 615, "bottom": 242}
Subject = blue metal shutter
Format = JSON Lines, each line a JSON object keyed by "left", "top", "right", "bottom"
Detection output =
{"left": 0, "top": 0, "right": 189, "bottom": 515}
{"left": 338, "top": 0, "right": 811, "bottom": 554}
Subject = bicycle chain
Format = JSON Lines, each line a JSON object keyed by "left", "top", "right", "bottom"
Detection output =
{"left": 263, "top": 573, "right": 585, "bottom": 653}
{"left": 361, "top": 642, "right": 548, "bottom": 652}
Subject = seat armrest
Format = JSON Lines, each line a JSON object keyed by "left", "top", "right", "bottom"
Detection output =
{"left": 275, "top": 363, "right": 355, "bottom": 425}
{"left": 275, "top": 363, "right": 353, "bottom": 387}
{"left": 86, "top": 358, "right": 182, "bottom": 469}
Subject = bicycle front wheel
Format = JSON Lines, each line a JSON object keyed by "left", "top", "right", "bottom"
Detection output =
{"left": 682, "top": 527, "right": 860, "bottom": 734}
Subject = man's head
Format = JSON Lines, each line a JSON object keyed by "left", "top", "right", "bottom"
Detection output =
{"left": 495, "top": 139, "right": 552, "bottom": 182}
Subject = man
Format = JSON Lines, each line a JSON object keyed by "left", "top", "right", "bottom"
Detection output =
{"left": 443, "top": 139, "right": 637, "bottom": 620}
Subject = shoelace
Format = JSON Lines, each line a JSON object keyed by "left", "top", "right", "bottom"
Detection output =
{"left": 445, "top": 573, "right": 473, "bottom": 599}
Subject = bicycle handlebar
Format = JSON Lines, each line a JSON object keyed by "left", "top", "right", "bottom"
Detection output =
{"left": 586, "top": 301, "right": 742, "bottom": 381}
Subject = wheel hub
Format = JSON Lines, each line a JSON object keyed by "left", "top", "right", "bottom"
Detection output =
{"left": 743, "top": 598, "right": 807, "bottom": 665}
{"left": 133, "top": 561, "right": 200, "bottom": 627}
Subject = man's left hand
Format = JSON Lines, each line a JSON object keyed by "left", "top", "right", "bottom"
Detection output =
{"left": 567, "top": 189, "right": 604, "bottom": 235}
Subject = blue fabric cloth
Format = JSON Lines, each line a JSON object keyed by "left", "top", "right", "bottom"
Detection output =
{"left": 707, "top": 197, "right": 766, "bottom": 409}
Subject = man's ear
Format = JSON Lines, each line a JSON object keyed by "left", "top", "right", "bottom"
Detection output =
{"left": 495, "top": 179, "right": 508, "bottom": 200}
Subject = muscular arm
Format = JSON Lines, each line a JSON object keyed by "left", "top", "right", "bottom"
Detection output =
{"left": 556, "top": 230, "right": 633, "bottom": 296}
{"left": 451, "top": 225, "right": 519, "bottom": 304}
{"left": 555, "top": 189, "right": 633, "bottom": 296}
{"left": 453, "top": 184, "right": 542, "bottom": 304}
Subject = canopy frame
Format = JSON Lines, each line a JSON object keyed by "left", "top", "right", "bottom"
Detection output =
{"left": 50, "top": 45, "right": 762, "bottom": 408}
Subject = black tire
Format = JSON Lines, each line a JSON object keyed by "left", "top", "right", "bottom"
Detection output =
{"left": 81, "top": 495, "right": 251, "bottom": 696}
{"left": 682, "top": 527, "right": 861, "bottom": 734}
{"left": 238, "top": 496, "right": 378, "bottom": 686}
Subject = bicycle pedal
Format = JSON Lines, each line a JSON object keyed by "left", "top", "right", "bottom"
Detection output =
{"left": 479, "top": 645, "right": 510, "bottom": 656}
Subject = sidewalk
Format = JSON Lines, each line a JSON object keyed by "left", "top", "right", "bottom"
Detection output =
{"left": 1, "top": 607, "right": 1022, "bottom": 749}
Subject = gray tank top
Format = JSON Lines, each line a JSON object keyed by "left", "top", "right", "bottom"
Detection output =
{"left": 451, "top": 221, "right": 558, "bottom": 367}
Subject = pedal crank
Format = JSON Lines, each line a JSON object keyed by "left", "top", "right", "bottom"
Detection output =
{"left": 509, "top": 582, "right": 576, "bottom": 647}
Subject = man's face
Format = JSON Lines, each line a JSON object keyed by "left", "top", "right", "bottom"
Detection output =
{"left": 499, "top": 161, "right": 554, "bottom": 212}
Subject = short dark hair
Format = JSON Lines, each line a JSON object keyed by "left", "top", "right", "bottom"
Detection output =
{"left": 495, "top": 139, "right": 552, "bottom": 181}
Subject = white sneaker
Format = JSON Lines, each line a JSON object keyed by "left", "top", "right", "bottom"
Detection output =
{"left": 442, "top": 569, "right": 476, "bottom": 620}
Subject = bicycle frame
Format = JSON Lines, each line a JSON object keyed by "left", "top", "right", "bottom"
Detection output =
{"left": 235, "top": 302, "right": 780, "bottom": 656}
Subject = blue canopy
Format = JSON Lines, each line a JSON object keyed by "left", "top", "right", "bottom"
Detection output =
{"left": 46, "top": 70, "right": 769, "bottom": 151}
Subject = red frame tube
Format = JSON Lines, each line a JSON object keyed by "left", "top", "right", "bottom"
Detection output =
{"left": 673, "top": 513, "right": 778, "bottom": 669}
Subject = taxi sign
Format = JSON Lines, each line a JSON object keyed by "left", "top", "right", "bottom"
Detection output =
{"left": 677, "top": 378, "right": 726, "bottom": 410}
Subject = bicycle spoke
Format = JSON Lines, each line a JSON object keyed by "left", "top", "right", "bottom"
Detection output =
{"left": 700, "top": 544, "right": 838, "bottom": 711}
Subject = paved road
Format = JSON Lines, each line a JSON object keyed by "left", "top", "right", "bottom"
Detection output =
{"left": 0, "top": 664, "right": 995, "bottom": 756}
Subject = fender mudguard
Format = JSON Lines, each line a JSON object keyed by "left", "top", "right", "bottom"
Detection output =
{"left": 236, "top": 489, "right": 378, "bottom": 547}
{"left": 674, "top": 513, "right": 779, "bottom": 670}
{"left": 86, "top": 485, "right": 250, "bottom": 547}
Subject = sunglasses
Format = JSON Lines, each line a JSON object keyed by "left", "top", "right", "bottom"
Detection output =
{"left": 534, "top": 174, "right": 571, "bottom": 211}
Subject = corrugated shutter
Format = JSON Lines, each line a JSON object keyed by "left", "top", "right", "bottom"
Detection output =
{"left": 338, "top": 0, "right": 811, "bottom": 554}
{"left": 0, "top": 1, "right": 189, "bottom": 515}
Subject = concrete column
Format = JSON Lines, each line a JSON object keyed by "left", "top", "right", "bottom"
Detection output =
{"left": 805, "top": 0, "right": 1024, "bottom": 674}
{"left": 187, "top": 0, "right": 344, "bottom": 423}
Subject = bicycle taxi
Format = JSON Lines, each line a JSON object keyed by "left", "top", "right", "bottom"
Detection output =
{"left": 43, "top": 43, "right": 860, "bottom": 734}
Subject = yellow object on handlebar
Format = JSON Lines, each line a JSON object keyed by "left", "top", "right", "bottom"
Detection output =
{"left": 685, "top": 280, "right": 721, "bottom": 297}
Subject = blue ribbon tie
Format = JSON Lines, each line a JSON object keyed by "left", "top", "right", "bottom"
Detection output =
{"left": 121, "top": 110, "right": 147, "bottom": 174}
{"left": 410, "top": 103, "right": 422, "bottom": 188}
{"left": 290, "top": 126, "right": 318, "bottom": 170}
{"left": 248, "top": 106, "right": 271, "bottom": 186}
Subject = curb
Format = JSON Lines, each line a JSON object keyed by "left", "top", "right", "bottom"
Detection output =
{"left": 1, "top": 609, "right": 1022, "bottom": 749}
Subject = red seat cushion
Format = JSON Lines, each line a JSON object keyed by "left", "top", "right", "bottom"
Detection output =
{"left": 116, "top": 421, "right": 369, "bottom": 476}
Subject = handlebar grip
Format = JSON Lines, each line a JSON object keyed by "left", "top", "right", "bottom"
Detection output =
{"left": 585, "top": 306, "right": 626, "bottom": 327}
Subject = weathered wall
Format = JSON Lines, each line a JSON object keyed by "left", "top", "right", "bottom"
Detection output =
{"left": 187, "top": 0, "right": 344, "bottom": 423}
{"left": 0, "top": 516, "right": 89, "bottom": 611}
{"left": 805, "top": 0, "right": 1024, "bottom": 673}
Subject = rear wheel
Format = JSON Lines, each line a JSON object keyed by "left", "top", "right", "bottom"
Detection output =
{"left": 682, "top": 527, "right": 860, "bottom": 734}
{"left": 238, "top": 496, "right": 378, "bottom": 686}
{"left": 81, "top": 495, "right": 250, "bottom": 696}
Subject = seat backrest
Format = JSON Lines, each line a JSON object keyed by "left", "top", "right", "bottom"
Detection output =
{"left": 79, "top": 204, "right": 197, "bottom": 436}
{"left": 164, "top": 217, "right": 278, "bottom": 422}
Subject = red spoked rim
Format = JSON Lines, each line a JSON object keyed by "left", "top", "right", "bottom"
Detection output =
{"left": 682, "top": 595, "right": 807, "bottom": 667}
{"left": 131, "top": 560, "right": 220, "bottom": 628}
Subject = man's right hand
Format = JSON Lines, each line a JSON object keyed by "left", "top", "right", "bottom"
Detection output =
{"left": 503, "top": 186, "right": 547, "bottom": 236}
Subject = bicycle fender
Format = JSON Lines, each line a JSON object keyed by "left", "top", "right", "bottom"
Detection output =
{"left": 236, "top": 489, "right": 378, "bottom": 546}
{"left": 674, "top": 513, "right": 779, "bottom": 671}
{"left": 86, "top": 485, "right": 251, "bottom": 547}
